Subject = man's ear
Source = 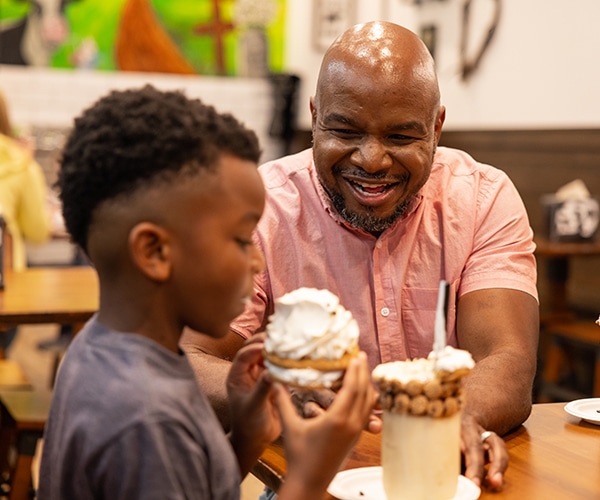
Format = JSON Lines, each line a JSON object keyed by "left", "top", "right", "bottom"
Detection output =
{"left": 128, "top": 222, "right": 171, "bottom": 282}
{"left": 434, "top": 105, "right": 446, "bottom": 146}
{"left": 309, "top": 96, "right": 317, "bottom": 133}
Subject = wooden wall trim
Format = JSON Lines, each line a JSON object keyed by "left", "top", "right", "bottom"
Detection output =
{"left": 441, "top": 129, "right": 600, "bottom": 153}
{"left": 439, "top": 129, "right": 600, "bottom": 234}
{"left": 441, "top": 129, "right": 600, "bottom": 313}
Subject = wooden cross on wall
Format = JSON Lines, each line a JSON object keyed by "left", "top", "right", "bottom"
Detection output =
{"left": 194, "top": 0, "right": 235, "bottom": 75}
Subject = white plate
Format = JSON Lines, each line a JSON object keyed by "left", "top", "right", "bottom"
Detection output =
{"left": 327, "top": 466, "right": 480, "bottom": 500}
{"left": 564, "top": 398, "right": 600, "bottom": 425}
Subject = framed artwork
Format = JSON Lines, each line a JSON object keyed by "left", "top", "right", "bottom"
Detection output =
{"left": 420, "top": 24, "right": 437, "bottom": 60}
{"left": 0, "top": 0, "right": 287, "bottom": 77}
{"left": 312, "top": 0, "right": 356, "bottom": 51}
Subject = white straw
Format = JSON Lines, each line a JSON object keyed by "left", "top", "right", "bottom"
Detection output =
{"left": 433, "top": 280, "right": 449, "bottom": 355}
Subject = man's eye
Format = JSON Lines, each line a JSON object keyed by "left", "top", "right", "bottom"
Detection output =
{"left": 388, "top": 133, "right": 417, "bottom": 143}
{"left": 332, "top": 128, "right": 359, "bottom": 137}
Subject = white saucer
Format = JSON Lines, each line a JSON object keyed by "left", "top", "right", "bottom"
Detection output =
{"left": 564, "top": 398, "right": 600, "bottom": 425}
{"left": 327, "top": 466, "right": 480, "bottom": 500}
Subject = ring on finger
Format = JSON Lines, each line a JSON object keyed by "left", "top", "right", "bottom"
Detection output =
{"left": 481, "top": 430, "right": 496, "bottom": 443}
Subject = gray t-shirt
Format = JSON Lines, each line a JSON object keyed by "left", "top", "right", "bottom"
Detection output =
{"left": 39, "top": 316, "right": 239, "bottom": 499}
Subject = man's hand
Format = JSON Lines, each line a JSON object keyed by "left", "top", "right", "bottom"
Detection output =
{"left": 456, "top": 288, "right": 537, "bottom": 490}
{"left": 290, "top": 386, "right": 382, "bottom": 433}
{"left": 290, "top": 387, "right": 335, "bottom": 418}
{"left": 461, "top": 412, "right": 508, "bottom": 490}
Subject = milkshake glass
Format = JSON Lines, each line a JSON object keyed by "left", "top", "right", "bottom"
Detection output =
{"left": 372, "top": 347, "right": 474, "bottom": 500}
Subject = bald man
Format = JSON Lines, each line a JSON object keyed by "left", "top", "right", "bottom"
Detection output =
{"left": 181, "top": 21, "right": 538, "bottom": 491}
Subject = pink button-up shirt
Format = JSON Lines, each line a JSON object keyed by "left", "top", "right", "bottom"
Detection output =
{"left": 231, "top": 147, "right": 537, "bottom": 370}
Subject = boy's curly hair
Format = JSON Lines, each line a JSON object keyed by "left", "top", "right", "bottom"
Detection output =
{"left": 58, "top": 85, "right": 261, "bottom": 252}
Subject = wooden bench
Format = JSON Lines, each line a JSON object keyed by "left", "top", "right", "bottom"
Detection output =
{"left": 539, "top": 321, "right": 600, "bottom": 401}
{"left": 0, "top": 390, "right": 51, "bottom": 500}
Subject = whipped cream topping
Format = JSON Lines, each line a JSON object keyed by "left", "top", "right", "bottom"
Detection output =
{"left": 372, "top": 346, "right": 475, "bottom": 384}
{"left": 372, "top": 358, "right": 437, "bottom": 384}
{"left": 265, "top": 288, "right": 359, "bottom": 360}
{"left": 263, "top": 363, "right": 344, "bottom": 388}
{"left": 429, "top": 345, "right": 475, "bottom": 373}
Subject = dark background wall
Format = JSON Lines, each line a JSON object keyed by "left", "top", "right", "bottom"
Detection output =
{"left": 439, "top": 129, "right": 600, "bottom": 317}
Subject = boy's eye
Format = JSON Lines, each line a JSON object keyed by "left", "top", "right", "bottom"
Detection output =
{"left": 236, "top": 238, "right": 252, "bottom": 249}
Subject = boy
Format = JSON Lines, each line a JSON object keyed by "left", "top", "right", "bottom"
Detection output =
{"left": 38, "top": 85, "right": 376, "bottom": 499}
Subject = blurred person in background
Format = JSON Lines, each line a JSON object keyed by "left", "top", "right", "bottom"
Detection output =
{"left": 0, "top": 89, "right": 50, "bottom": 354}
{"left": 0, "top": 89, "right": 50, "bottom": 271}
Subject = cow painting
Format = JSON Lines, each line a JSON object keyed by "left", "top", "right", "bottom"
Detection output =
{"left": 0, "top": 0, "right": 77, "bottom": 66}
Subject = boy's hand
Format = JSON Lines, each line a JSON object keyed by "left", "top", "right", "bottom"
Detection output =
{"left": 275, "top": 352, "right": 378, "bottom": 498}
{"left": 226, "top": 336, "right": 281, "bottom": 476}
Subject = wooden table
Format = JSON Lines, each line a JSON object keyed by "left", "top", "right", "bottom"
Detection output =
{"left": 253, "top": 403, "right": 600, "bottom": 499}
{"left": 0, "top": 267, "right": 98, "bottom": 327}
{"left": 0, "top": 390, "right": 53, "bottom": 500}
{"left": 0, "top": 267, "right": 98, "bottom": 498}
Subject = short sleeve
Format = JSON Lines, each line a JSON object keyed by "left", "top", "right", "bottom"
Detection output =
{"left": 460, "top": 170, "right": 538, "bottom": 300}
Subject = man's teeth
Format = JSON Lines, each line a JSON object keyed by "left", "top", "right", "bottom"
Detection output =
{"left": 352, "top": 180, "right": 393, "bottom": 194}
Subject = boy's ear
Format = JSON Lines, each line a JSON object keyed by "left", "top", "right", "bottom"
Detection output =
{"left": 128, "top": 222, "right": 171, "bottom": 281}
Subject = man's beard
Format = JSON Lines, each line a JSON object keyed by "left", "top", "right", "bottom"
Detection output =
{"left": 328, "top": 189, "right": 412, "bottom": 234}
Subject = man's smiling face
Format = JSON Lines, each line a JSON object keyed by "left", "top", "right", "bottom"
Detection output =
{"left": 310, "top": 27, "right": 444, "bottom": 235}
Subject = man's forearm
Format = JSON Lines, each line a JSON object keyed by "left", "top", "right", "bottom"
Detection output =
{"left": 180, "top": 328, "right": 247, "bottom": 431}
{"left": 457, "top": 289, "right": 539, "bottom": 436}
{"left": 462, "top": 351, "right": 535, "bottom": 435}
{"left": 185, "top": 349, "right": 233, "bottom": 431}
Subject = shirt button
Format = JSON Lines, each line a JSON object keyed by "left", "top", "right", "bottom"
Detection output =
{"left": 376, "top": 241, "right": 382, "bottom": 249}
{"left": 381, "top": 307, "right": 390, "bottom": 317}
